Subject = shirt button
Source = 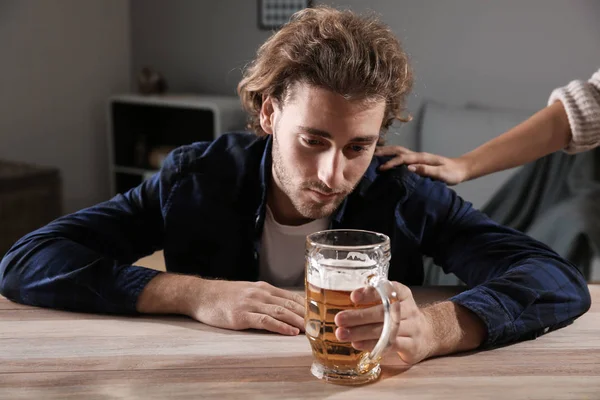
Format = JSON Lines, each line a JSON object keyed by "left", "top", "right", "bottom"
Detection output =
{"left": 543, "top": 327, "right": 549, "bottom": 334}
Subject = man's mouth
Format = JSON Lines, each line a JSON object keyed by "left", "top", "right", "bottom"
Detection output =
{"left": 307, "top": 189, "right": 342, "bottom": 201}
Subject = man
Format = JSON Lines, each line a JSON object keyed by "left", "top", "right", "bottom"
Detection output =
{"left": 0, "top": 6, "right": 590, "bottom": 365}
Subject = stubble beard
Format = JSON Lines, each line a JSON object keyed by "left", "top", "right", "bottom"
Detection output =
{"left": 271, "top": 133, "right": 347, "bottom": 221}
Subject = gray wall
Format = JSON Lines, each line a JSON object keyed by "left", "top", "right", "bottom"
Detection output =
{"left": 0, "top": 0, "right": 131, "bottom": 213}
{"left": 131, "top": 0, "right": 272, "bottom": 97}
{"left": 131, "top": 0, "right": 600, "bottom": 150}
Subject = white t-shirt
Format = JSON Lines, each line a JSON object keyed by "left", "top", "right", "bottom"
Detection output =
{"left": 258, "top": 205, "right": 329, "bottom": 287}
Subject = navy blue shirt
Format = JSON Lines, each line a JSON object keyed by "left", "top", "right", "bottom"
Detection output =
{"left": 0, "top": 133, "right": 591, "bottom": 347}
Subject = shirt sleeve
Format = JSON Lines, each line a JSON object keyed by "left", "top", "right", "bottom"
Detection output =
{"left": 0, "top": 148, "right": 184, "bottom": 315}
{"left": 398, "top": 175, "right": 591, "bottom": 347}
{"left": 548, "top": 68, "right": 600, "bottom": 154}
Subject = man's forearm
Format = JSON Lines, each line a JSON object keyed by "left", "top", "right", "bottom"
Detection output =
{"left": 136, "top": 273, "right": 208, "bottom": 317}
{"left": 422, "top": 301, "right": 487, "bottom": 358}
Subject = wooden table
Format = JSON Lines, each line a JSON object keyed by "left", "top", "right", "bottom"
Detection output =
{"left": 1, "top": 286, "right": 598, "bottom": 399}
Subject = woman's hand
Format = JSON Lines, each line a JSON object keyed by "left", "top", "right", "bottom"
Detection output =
{"left": 375, "top": 146, "right": 469, "bottom": 186}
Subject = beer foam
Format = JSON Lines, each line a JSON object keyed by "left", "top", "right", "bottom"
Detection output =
{"left": 307, "top": 255, "right": 377, "bottom": 291}
{"left": 319, "top": 259, "right": 376, "bottom": 267}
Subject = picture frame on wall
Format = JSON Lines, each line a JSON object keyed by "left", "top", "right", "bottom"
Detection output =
{"left": 258, "top": 0, "right": 313, "bottom": 30}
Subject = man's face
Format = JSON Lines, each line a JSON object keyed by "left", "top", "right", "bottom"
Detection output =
{"left": 260, "top": 83, "right": 385, "bottom": 224}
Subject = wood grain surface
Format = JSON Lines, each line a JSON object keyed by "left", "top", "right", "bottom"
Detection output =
{"left": 1, "top": 285, "right": 598, "bottom": 399}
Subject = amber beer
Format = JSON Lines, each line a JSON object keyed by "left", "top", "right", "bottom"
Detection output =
{"left": 305, "top": 229, "right": 396, "bottom": 384}
{"left": 305, "top": 274, "right": 380, "bottom": 371}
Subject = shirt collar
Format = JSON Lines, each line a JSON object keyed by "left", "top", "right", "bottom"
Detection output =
{"left": 255, "top": 135, "right": 273, "bottom": 223}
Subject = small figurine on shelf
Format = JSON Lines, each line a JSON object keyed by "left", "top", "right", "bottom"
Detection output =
{"left": 148, "top": 146, "right": 177, "bottom": 170}
{"left": 137, "top": 67, "right": 168, "bottom": 95}
{"left": 133, "top": 133, "right": 148, "bottom": 168}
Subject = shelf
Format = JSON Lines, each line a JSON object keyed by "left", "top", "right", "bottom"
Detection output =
{"left": 110, "top": 93, "right": 241, "bottom": 110}
{"left": 108, "top": 93, "right": 245, "bottom": 195}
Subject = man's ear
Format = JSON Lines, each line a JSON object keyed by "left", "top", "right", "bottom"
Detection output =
{"left": 259, "top": 95, "right": 277, "bottom": 135}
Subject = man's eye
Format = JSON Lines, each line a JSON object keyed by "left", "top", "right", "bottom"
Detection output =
{"left": 302, "top": 138, "right": 322, "bottom": 146}
{"left": 349, "top": 145, "right": 368, "bottom": 153}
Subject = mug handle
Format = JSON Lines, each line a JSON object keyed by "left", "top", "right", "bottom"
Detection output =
{"left": 358, "top": 277, "right": 401, "bottom": 372}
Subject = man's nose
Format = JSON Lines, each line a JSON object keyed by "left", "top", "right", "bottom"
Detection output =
{"left": 317, "top": 151, "right": 345, "bottom": 190}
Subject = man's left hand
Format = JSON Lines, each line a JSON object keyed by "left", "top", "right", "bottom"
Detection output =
{"left": 333, "top": 282, "right": 437, "bottom": 365}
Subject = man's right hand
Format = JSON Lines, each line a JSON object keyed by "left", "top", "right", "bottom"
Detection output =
{"left": 137, "top": 273, "right": 306, "bottom": 335}
{"left": 190, "top": 280, "right": 306, "bottom": 336}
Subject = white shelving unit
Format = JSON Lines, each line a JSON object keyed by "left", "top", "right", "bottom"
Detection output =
{"left": 107, "top": 94, "right": 246, "bottom": 195}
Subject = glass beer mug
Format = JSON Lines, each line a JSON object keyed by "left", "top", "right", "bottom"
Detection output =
{"left": 305, "top": 229, "right": 401, "bottom": 385}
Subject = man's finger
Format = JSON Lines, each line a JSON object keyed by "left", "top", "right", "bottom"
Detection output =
{"left": 268, "top": 294, "right": 306, "bottom": 318}
{"left": 350, "top": 286, "right": 378, "bottom": 304}
{"left": 270, "top": 287, "right": 306, "bottom": 307}
{"left": 246, "top": 312, "right": 300, "bottom": 336}
{"left": 351, "top": 339, "right": 378, "bottom": 352}
{"left": 259, "top": 303, "right": 305, "bottom": 331}
{"left": 351, "top": 282, "right": 412, "bottom": 304}
{"left": 335, "top": 304, "right": 384, "bottom": 327}
{"left": 336, "top": 322, "right": 383, "bottom": 342}
{"left": 353, "top": 336, "right": 418, "bottom": 358}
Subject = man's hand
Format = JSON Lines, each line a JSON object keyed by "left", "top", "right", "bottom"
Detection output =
{"left": 189, "top": 280, "right": 306, "bottom": 336}
{"left": 333, "top": 282, "right": 486, "bottom": 364}
{"left": 137, "top": 274, "right": 306, "bottom": 336}
{"left": 334, "top": 282, "right": 435, "bottom": 364}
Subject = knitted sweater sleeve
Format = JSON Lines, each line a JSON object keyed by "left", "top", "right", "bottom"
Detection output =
{"left": 548, "top": 69, "right": 600, "bottom": 154}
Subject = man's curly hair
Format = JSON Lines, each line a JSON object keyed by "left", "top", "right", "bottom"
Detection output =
{"left": 237, "top": 6, "right": 413, "bottom": 137}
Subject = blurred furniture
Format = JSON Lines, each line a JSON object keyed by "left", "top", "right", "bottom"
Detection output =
{"left": 413, "top": 100, "right": 600, "bottom": 284}
{"left": 0, "top": 160, "right": 62, "bottom": 256}
{"left": 108, "top": 94, "right": 246, "bottom": 195}
{"left": 414, "top": 101, "right": 530, "bottom": 284}
{"left": 417, "top": 100, "right": 532, "bottom": 209}
{"left": 482, "top": 146, "right": 600, "bottom": 283}
{"left": 1, "top": 285, "right": 598, "bottom": 399}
